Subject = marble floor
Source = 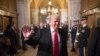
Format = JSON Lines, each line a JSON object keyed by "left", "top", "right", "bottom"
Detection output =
{"left": 16, "top": 37, "right": 79, "bottom": 56}
{"left": 16, "top": 46, "right": 79, "bottom": 56}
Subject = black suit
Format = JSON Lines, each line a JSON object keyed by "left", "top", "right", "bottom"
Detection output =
{"left": 78, "top": 26, "right": 90, "bottom": 48}
{"left": 71, "top": 25, "right": 77, "bottom": 49}
{"left": 32, "top": 26, "right": 68, "bottom": 56}
{"left": 4, "top": 24, "right": 17, "bottom": 55}
{"left": 78, "top": 25, "right": 90, "bottom": 56}
{"left": 89, "top": 27, "right": 100, "bottom": 56}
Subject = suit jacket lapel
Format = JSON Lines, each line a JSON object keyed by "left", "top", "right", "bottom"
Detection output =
{"left": 58, "top": 29, "right": 62, "bottom": 42}
{"left": 46, "top": 27, "right": 53, "bottom": 55}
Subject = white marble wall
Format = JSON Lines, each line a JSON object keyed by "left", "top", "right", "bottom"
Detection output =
{"left": 32, "top": 9, "right": 39, "bottom": 26}
{"left": 68, "top": 0, "right": 81, "bottom": 28}
{"left": 60, "top": 9, "right": 68, "bottom": 24}
{"left": 16, "top": 0, "right": 31, "bottom": 30}
{"left": 16, "top": 0, "right": 32, "bottom": 47}
{"left": 72, "top": 0, "right": 81, "bottom": 20}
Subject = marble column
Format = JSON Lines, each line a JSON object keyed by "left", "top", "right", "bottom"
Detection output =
{"left": 16, "top": 0, "right": 31, "bottom": 30}
{"left": 60, "top": 9, "right": 68, "bottom": 24}
{"left": 32, "top": 9, "right": 39, "bottom": 26}
{"left": 16, "top": 0, "right": 32, "bottom": 46}
{"left": 68, "top": 0, "right": 81, "bottom": 27}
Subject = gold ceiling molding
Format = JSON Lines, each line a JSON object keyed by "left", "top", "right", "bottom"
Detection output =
{"left": 39, "top": 0, "right": 60, "bottom": 9}
{"left": 30, "top": 0, "right": 42, "bottom": 9}
{"left": 39, "top": 0, "right": 49, "bottom": 8}
{"left": 30, "top": 0, "right": 68, "bottom": 9}
{"left": 34, "top": 0, "right": 42, "bottom": 9}
{"left": 56, "top": 0, "right": 68, "bottom": 9}
{"left": 30, "top": 0, "right": 34, "bottom": 9}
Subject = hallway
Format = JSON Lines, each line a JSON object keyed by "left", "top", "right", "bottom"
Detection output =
{"left": 17, "top": 47, "right": 38, "bottom": 56}
{"left": 0, "top": 0, "right": 100, "bottom": 56}
{"left": 17, "top": 46, "right": 79, "bottom": 56}
{"left": 17, "top": 39, "right": 79, "bottom": 56}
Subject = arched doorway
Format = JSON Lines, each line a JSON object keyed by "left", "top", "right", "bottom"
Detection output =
{"left": 30, "top": 0, "right": 68, "bottom": 25}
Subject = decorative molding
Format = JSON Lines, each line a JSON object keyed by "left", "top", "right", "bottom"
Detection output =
{"left": 0, "top": 10, "right": 17, "bottom": 17}
{"left": 81, "top": 7, "right": 100, "bottom": 16}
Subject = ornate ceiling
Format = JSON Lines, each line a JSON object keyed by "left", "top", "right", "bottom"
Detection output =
{"left": 30, "top": 0, "right": 68, "bottom": 9}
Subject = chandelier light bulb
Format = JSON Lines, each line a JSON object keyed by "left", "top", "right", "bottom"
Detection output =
{"left": 48, "top": 1, "right": 52, "bottom": 5}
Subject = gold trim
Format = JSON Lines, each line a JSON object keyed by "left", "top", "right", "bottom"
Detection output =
{"left": 0, "top": 10, "right": 17, "bottom": 17}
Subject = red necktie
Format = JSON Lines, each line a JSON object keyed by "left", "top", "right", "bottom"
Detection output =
{"left": 54, "top": 30, "right": 59, "bottom": 56}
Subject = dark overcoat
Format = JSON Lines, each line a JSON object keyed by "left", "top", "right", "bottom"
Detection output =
{"left": 32, "top": 26, "right": 68, "bottom": 56}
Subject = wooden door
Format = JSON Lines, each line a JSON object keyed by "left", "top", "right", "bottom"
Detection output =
{"left": 2, "top": 16, "right": 9, "bottom": 31}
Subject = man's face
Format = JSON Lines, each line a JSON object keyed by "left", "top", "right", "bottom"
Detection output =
{"left": 81, "top": 20, "right": 87, "bottom": 25}
{"left": 50, "top": 17, "right": 60, "bottom": 30}
{"left": 39, "top": 22, "right": 44, "bottom": 27}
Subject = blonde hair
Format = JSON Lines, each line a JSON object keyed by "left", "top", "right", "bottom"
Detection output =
{"left": 50, "top": 14, "right": 60, "bottom": 21}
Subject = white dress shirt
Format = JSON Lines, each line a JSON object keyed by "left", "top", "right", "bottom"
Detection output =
{"left": 50, "top": 27, "right": 61, "bottom": 53}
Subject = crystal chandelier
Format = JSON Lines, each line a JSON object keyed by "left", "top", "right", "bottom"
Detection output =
{"left": 40, "top": 0, "right": 59, "bottom": 15}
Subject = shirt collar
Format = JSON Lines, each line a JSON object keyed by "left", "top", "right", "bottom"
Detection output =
{"left": 50, "top": 26, "right": 55, "bottom": 33}
{"left": 82, "top": 24, "right": 87, "bottom": 27}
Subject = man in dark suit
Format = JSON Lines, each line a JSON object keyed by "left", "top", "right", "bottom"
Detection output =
{"left": 4, "top": 21, "right": 17, "bottom": 56}
{"left": 89, "top": 18, "right": 100, "bottom": 56}
{"left": 30, "top": 14, "right": 68, "bottom": 56}
{"left": 75, "top": 17, "right": 90, "bottom": 56}
{"left": 70, "top": 20, "right": 78, "bottom": 52}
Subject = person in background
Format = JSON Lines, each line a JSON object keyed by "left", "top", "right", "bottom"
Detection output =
{"left": 61, "top": 22, "right": 68, "bottom": 41}
{"left": 70, "top": 20, "right": 78, "bottom": 52}
{"left": 39, "top": 22, "right": 45, "bottom": 29}
{"left": 75, "top": 17, "right": 90, "bottom": 56}
{"left": 89, "top": 18, "right": 100, "bottom": 56}
{"left": 21, "top": 25, "right": 27, "bottom": 50}
{"left": 4, "top": 21, "right": 17, "bottom": 56}
{"left": 21, "top": 25, "right": 33, "bottom": 50}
